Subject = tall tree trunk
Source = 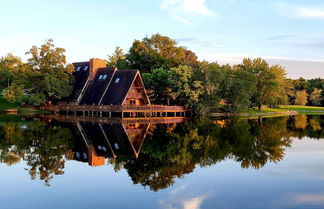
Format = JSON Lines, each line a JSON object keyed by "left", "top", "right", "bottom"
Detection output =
{"left": 258, "top": 103, "right": 262, "bottom": 111}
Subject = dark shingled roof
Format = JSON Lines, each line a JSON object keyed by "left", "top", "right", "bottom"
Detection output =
{"left": 80, "top": 67, "right": 117, "bottom": 105}
{"left": 81, "top": 123, "right": 115, "bottom": 158}
{"left": 69, "top": 62, "right": 90, "bottom": 101}
{"left": 100, "top": 70, "right": 138, "bottom": 105}
{"left": 101, "top": 123, "right": 136, "bottom": 157}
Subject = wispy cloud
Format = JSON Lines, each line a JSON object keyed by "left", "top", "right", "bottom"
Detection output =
{"left": 182, "top": 195, "right": 208, "bottom": 209}
{"left": 293, "top": 193, "right": 324, "bottom": 205}
{"left": 161, "top": 0, "right": 213, "bottom": 24}
{"left": 277, "top": 3, "right": 324, "bottom": 20}
{"left": 170, "top": 15, "right": 191, "bottom": 24}
{"left": 161, "top": 0, "right": 212, "bottom": 16}
{"left": 296, "top": 6, "right": 324, "bottom": 19}
{"left": 267, "top": 35, "right": 294, "bottom": 41}
{"left": 159, "top": 194, "right": 209, "bottom": 209}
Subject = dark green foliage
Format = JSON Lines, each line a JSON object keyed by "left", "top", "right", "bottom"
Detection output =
{"left": 127, "top": 34, "right": 198, "bottom": 73}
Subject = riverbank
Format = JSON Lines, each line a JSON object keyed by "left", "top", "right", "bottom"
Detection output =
{"left": 211, "top": 105, "right": 324, "bottom": 117}
{"left": 0, "top": 98, "right": 48, "bottom": 114}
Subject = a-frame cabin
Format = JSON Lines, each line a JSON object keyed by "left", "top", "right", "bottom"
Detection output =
{"left": 69, "top": 58, "right": 150, "bottom": 106}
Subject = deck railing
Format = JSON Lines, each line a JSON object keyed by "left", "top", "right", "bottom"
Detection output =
{"left": 41, "top": 104, "right": 186, "bottom": 112}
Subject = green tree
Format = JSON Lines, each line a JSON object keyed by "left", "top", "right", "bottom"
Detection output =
{"left": 309, "top": 88, "right": 323, "bottom": 106}
{"left": 127, "top": 34, "right": 198, "bottom": 73}
{"left": 142, "top": 68, "right": 173, "bottom": 105}
{"left": 169, "top": 65, "right": 204, "bottom": 107}
{"left": 294, "top": 90, "right": 308, "bottom": 105}
{"left": 22, "top": 39, "right": 74, "bottom": 104}
{"left": 0, "top": 54, "right": 24, "bottom": 92}
{"left": 238, "top": 58, "right": 287, "bottom": 111}
{"left": 107, "top": 46, "right": 128, "bottom": 69}
{"left": 220, "top": 69, "right": 256, "bottom": 113}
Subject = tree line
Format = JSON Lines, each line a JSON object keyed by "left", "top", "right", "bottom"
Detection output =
{"left": 0, "top": 35, "right": 323, "bottom": 113}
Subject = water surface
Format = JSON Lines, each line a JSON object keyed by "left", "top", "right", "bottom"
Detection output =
{"left": 0, "top": 114, "right": 323, "bottom": 209}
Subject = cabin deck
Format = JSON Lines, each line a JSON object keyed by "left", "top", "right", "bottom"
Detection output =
{"left": 40, "top": 104, "right": 191, "bottom": 118}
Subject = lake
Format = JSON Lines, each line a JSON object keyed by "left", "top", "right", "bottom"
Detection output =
{"left": 0, "top": 114, "right": 323, "bottom": 209}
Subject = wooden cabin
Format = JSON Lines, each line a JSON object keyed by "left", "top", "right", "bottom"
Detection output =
{"left": 42, "top": 58, "right": 189, "bottom": 118}
{"left": 69, "top": 58, "right": 150, "bottom": 106}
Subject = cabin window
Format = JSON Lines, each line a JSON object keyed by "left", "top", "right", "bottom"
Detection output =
{"left": 115, "top": 78, "right": 120, "bottom": 83}
{"left": 83, "top": 152, "right": 87, "bottom": 159}
{"left": 114, "top": 143, "right": 119, "bottom": 150}
{"left": 130, "top": 99, "right": 137, "bottom": 105}
{"left": 98, "top": 75, "right": 103, "bottom": 80}
{"left": 102, "top": 75, "right": 107, "bottom": 79}
{"left": 76, "top": 66, "right": 81, "bottom": 71}
{"left": 84, "top": 66, "right": 88, "bottom": 71}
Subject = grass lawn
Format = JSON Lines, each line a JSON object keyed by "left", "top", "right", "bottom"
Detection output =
{"left": 0, "top": 97, "right": 49, "bottom": 114}
{"left": 241, "top": 105, "right": 324, "bottom": 115}
{"left": 279, "top": 105, "right": 324, "bottom": 112}
{"left": 0, "top": 98, "right": 20, "bottom": 110}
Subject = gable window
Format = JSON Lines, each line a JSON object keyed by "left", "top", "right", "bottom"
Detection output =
{"left": 98, "top": 75, "right": 103, "bottom": 80}
{"left": 115, "top": 78, "right": 120, "bottom": 83}
{"left": 84, "top": 66, "right": 88, "bottom": 71}
{"left": 102, "top": 75, "right": 107, "bottom": 79}
{"left": 76, "top": 66, "right": 81, "bottom": 71}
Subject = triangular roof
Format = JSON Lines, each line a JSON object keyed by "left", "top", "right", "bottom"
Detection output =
{"left": 80, "top": 67, "right": 117, "bottom": 105}
{"left": 100, "top": 69, "right": 138, "bottom": 105}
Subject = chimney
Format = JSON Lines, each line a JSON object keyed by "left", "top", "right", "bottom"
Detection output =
{"left": 89, "top": 58, "right": 106, "bottom": 80}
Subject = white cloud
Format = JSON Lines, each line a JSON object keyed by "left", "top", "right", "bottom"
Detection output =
{"left": 296, "top": 6, "right": 324, "bottom": 19}
{"left": 160, "top": 0, "right": 213, "bottom": 24}
{"left": 170, "top": 15, "right": 191, "bottom": 24}
{"left": 161, "top": 0, "right": 212, "bottom": 16}
{"left": 159, "top": 194, "right": 209, "bottom": 209}
{"left": 182, "top": 195, "right": 208, "bottom": 209}
{"left": 277, "top": 3, "right": 324, "bottom": 20}
{"left": 294, "top": 193, "right": 324, "bottom": 205}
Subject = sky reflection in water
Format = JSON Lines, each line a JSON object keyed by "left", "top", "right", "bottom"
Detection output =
{"left": 0, "top": 114, "right": 323, "bottom": 209}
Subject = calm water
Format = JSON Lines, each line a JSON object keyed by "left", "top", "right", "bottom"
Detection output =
{"left": 0, "top": 114, "right": 323, "bottom": 209}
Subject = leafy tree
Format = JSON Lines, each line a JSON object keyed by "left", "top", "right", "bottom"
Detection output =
{"left": 169, "top": 65, "right": 204, "bottom": 107}
{"left": 142, "top": 68, "right": 173, "bottom": 105}
{"left": 294, "top": 90, "right": 308, "bottom": 105}
{"left": 107, "top": 46, "right": 128, "bottom": 69}
{"left": 309, "top": 88, "right": 323, "bottom": 106}
{"left": 220, "top": 69, "right": 256, "bottom": 113}
{"left": 238, "top": 58, "right": 287, "bottom": 111}
{"left": 0, "top": 54, "right": 24, "bottom": 92}
{"left": 21, "top": 39, "right": 74, "bottom": 104}
{"left": 127, "top": 34, "right": 198, "bottom": 73}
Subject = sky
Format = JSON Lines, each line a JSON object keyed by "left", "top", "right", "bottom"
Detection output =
{"left": 0, "top": 0, "right": 323, "bottom": 79}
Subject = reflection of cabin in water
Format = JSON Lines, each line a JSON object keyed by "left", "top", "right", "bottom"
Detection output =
{"left": 42, "top": 58, "right": 189, "bottom": 118}
{"left": 70, "top": 122, "right": 150, "bottom": 167}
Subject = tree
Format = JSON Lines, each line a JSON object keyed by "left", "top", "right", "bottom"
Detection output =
{"left": 238, "top": 58, "right": 287, "bottom": 111}
{"left": 294, "top": 90, "right": 308, "bottom": 105}
{"left": 107, "top": 46, "right": 128, "bottom": 69}
{"left": 169, "top": 65, "right": 203, "bottom": 107}
{"left": 220, "top": 69, "right": 256, "bottom": 113}
{"left": 127, "top": 34, "right": 198, "bottom": 73}
{"left": 22, "top": 39, "right": 74, "bottom": 104}
{"left": 142, "top": 68, "right": 173, "bottom": 105}
{"left": 309, "top": 88, "right": 323, "bottom": 106}
{"left": 0, "top": 54, "right": 24, "bottom": 92}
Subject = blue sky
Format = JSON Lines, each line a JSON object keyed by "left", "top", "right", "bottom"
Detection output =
{"left": 0, "top": 0, "right": 323, "bottom": 78}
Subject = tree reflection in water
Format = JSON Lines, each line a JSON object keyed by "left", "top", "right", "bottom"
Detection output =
{"left": 0, "top": 115, "right": 322, "bottom": 189}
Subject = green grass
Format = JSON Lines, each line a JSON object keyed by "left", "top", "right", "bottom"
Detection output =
{"left": 240, "top": 105, "right": 324, "bottom": 115}
{"left": 0, "top": 98, "right": 51, "bottom": 114}
{"left": 0, "top": 98, "right": 20, "bottom": 110}
{"left": 279, "top": 105, "right": 324, "bottom": 112}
